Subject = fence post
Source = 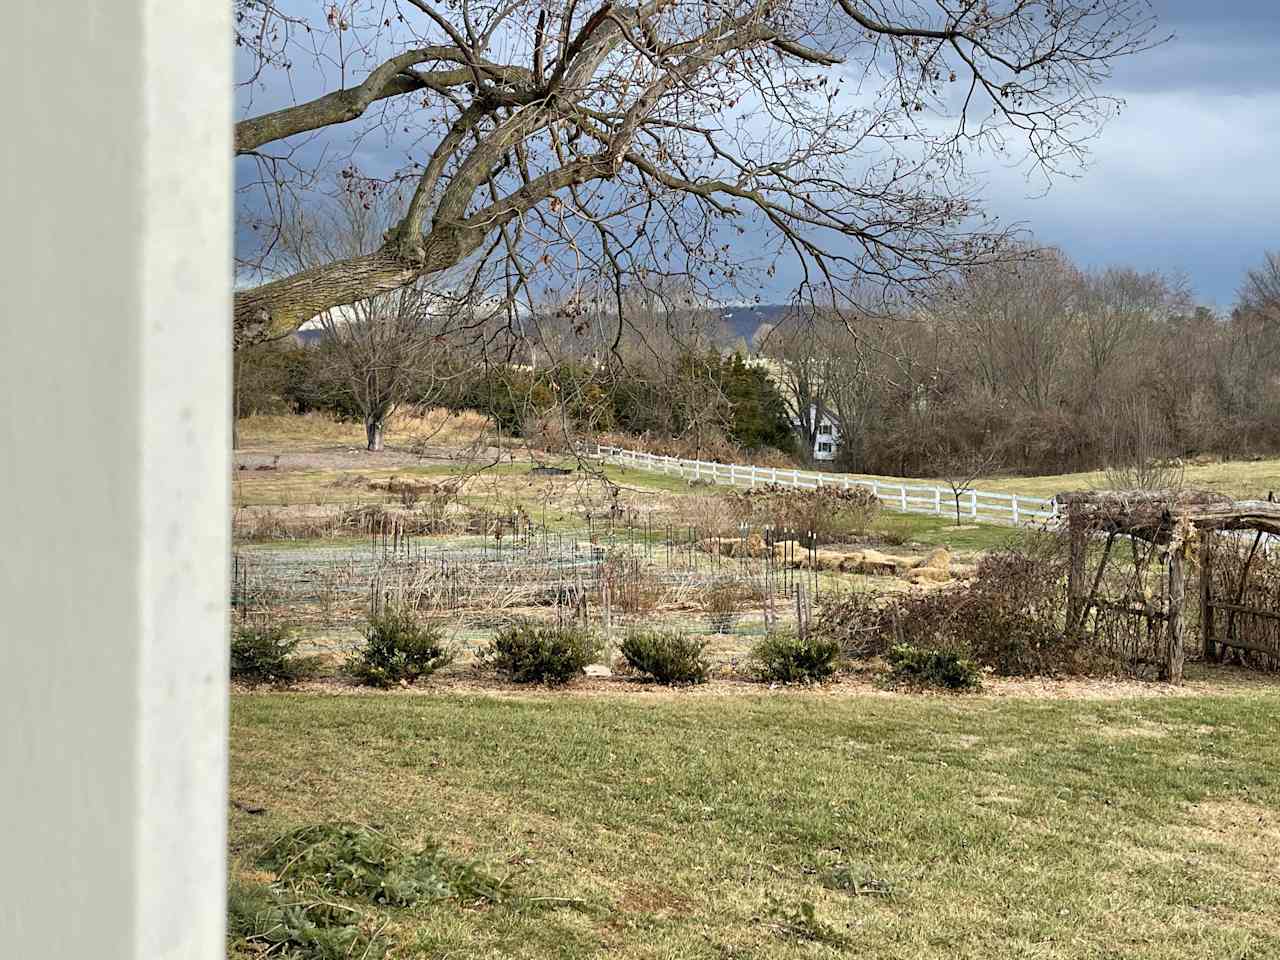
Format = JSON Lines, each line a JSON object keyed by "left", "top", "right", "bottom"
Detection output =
{"left": 1200, "top": 531, "right": 1215, "bottom": 662}
{"left": 933, "top": 487, "right": 941, "bottom": 515}
{"left": 899, "top": 484, "right": 907, "bottom": 512}
{"left": 1165, "top": 540, "right": 1187, "bottom": 684}
{"left": 969, "top": 489, "right": 978, "bottom": 519}
{"left": 1011, "top": 495, "right": 1020, "bottom": 525}
{"left": 1067, "top": 511, "right": 1085, "bottom": 633}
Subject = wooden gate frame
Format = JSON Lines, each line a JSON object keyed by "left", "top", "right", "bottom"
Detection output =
{"left": 1199, "top": 525, "right": 1280, "bottom": 662}
{"left": 1060, "top": 491, "right": 1280, "bottom": 683}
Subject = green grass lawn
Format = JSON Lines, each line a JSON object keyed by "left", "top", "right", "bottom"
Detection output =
{"left": 230, "top": 688, "right": 1280, "bottom": 958}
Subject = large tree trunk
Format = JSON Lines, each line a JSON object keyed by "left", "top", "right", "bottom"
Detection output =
{"left": 232, "top": 227, "right": 481, "bottom": 348}
{"left": 365, "top": 415, "right": 386, "bottom": 452}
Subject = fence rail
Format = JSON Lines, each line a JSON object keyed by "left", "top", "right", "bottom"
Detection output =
{"left": 593, "top": 444, "right": 1058, "bottom": 527}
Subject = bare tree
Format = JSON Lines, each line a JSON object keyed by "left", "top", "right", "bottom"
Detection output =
{"left": 757, "top": 312, "right": 831, "bottom": 461}
{"left": 932, "top": 436, "right": 1006, "bottom": 525}
{"left": 931, "top": 246, "right": 1082, "bottom": 413}
{"left": 822, "top": 321, "right": 881, "bottom": 471}
{"left": 233, "top": 0, "right": 1163, "bottom": 347}
{"left": 312, "top": 293, "right": 447, "bottom": 451}
{"left": 1073, "top": 266, "right": 1186, "bottom": 411}
{"left": 1227, "top": 251, "right": 1280, "bottom": 416}
{"left": 1102, "top": 398, "right": 1182, "bottom": 492}
{"left": 281, "top": 186, "right": 460, "bottom": 450}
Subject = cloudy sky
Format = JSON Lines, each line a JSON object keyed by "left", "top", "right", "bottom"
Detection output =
{"left": 976, "top": 1, "right": 1280, "bottom": 306}
{"left": 237, "top": 1, "right": 1279, "bottom": 308}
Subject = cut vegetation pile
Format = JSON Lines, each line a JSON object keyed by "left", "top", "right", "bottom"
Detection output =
{"left": 228, "top": 822, "right": 514, "bottom": 959}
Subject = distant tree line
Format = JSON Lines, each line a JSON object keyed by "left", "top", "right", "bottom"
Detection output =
{"left": 235, "top": 340, "right": 794, "bottom": 457}
{"left": 762, "top": 247, "right": 1280, "bottom": 476}
{"left": 236, "top": 244, "right": 1280, "bottom": 475}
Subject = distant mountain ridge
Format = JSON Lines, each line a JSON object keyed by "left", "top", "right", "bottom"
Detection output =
{"left": 716, "top": 303, "right": 795, "bottom": 346}
{"left": 291, "top": 304, "right": 797, "bottom": 350}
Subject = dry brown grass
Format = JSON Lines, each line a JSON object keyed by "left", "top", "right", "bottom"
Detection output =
{"left": 833, "top": 458, "right": 1280, "bottom": 502}
{"left": 237, "top": 407, "right": 493, "bottom": 452}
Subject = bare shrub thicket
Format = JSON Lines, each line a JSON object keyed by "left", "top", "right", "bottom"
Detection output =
{"left": 726, "top": 485, "right": 880, "bottom": 544}
{"left": 776, "top": 249, "right": 1280, "bottom": 478}
{"left": 816, "top": 534, "right": 1104, "bottom": 678}
{"left": 704, "top": 581, "right": 749, "bottom": 634}
{"left": 1102, "top": 398, "right": 1185, "bottom": 491}
{"left": 601, "top": 555, "right": 666, "bottom": 616}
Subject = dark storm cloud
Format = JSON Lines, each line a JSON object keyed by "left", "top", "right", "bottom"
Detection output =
{"left": 237, "top": 1, "right": 1280, "bottom": 307}
{"left": 971, "top": 1, "right": 1280, "bottom": 305}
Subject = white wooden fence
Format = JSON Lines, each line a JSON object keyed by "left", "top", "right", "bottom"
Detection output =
{"left": 593, "top": 444, "right": 1058, "bottom": 527}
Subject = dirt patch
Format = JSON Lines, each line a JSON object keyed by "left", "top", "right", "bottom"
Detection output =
{"left": 235, "top": 447, "right": 473, "bottom": 472}
{"left": 233, "top": 663, "right": 1272, "bottom": 704}
{"left": 1091, "top": 718, "right": 1171, "bottom": 740}
{"left": 616, "top": 885, "right": 693, "bottom": 917}
{"left": 1186, "top": 800, "right": 1280, "bottom": 885}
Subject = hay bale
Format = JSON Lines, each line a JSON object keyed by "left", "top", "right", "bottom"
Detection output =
{"left": 910, "top": 547, "right": 951, "bottom": 573}
{"left": 696, "top": 535, "right": 778, "bottom": 559}
{"left": 844, "top": 549, "right": 904, "bottom": 576}
{"left": 743, "top": 533, "right": 776, "bottom": 559}
{"left": 790, "top": 549, "right": 849, "bottom": 571}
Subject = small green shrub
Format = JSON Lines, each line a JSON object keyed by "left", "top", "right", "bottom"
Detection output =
{"left": 230, "top": 623, "right": 317, "bottom": 686}
{"left": 483, "top": 620, "right": 602, "bottom": 684}
{"left": 885, "top": 643, "right": 981, "bottom": 690}
{"left": 227, "top": 880, "right": 386, "bottom": 959}
{"left": 259, "top": 823, "right": 509, "bottom": 906}
{"left": 619, "top": 630, "right": 709, "bottom": 685}
{"left": 748, "top": 632, "right": 839, "bottom": 683}
{"left": 349, "top": 607, "right": 454, "bottom": 687}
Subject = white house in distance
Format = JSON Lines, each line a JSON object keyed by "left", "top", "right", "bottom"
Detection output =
{"left": 801, "top": 405, "right": 841, "bottom": 462}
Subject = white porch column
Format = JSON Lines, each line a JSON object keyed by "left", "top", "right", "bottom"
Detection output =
{"left": 2, "top": 3, "right": 230, "bottom": 959}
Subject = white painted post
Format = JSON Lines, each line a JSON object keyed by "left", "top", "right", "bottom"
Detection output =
{"left": 934, "top": 487, "right": 942, "bottom": 515}
{"left": 900, "top": 484, "right": 908, "bottom": 512}
{"left": 2, "top": 4, "right": 230, "bottom": 957}
{"left": 970, "top": 489, "right": 979, "bottom": 519}
{"left": 1012, "top": 495, "right": 1020, "bottom": 525}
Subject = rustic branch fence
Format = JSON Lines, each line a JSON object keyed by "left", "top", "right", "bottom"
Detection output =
{"left": 593, "top": 444, "right": 1057, "bottom": 527}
